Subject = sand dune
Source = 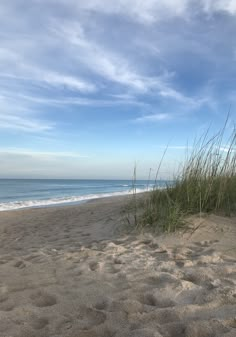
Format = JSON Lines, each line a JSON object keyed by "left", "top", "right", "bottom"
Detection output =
{"left": 0, "top": 196, "right": 235, "bottom": 337}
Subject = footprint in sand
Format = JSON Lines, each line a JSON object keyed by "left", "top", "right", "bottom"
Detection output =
{"left": 116, "top": 328, "right": 163, "bottom": 337}
{"left": 30, "top": 290, "right": 57, "bottom": 307}
{"left": 175, "top": 287, "right": 211, "bottom": 305}
{"left": 107, "top": 264, "right": 121, "bottom": 274}
{"left": 0, "top": 300, "right": 15, "bottom": 311}
{"left": 141, "top": 292, "right": 175, "bottom": 308}
{"left": 77, "top": 307, "right": 106, "bottom": 330}
{"left": 134, "top": 308, "right": 179, "bottom": 325}
{"left": 78, "top": 325, "right": 115, "bottom": 337}
{"left": 159, "top": 322, "right": 186, "bottom": 337}
{"left": 81, "top": 233, "right": 91, "bottom": 237}
{"left": 0, "top": 292, "right": 8, "bottom": 304}
{"left": 14, "top": 260, "right": 26, "bottom": 269}
{"left": 89, "top": 261, "right": 99, "bottom": 271}
{"left": 24, "top": 254, "right": 45, "bottom": 264}
{"left": 113, "top": 257, "right": 124, "bottom": 265}
{"left": 94, "top": 298, "right": 109, "bottom": 311}
{"left": 0, "top": 259, "right": 9, "bottom": 265}
{"left": 145, "top": 272, "right": 181, "bottom": 288}
{"left": 108, "top": 299, "right": 143, "bottom": 314}
{"left": 182, "top": 268, "right": 215, "bottom": 286}
{"left": 31, "top": 316, "right": 49, "bottom": 330}
{"left": 185, "top": 320, "right": 228, "bottom": 337}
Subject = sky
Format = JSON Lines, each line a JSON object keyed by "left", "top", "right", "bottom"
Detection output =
{"left": 0, "top": 0, "right": 236, "bottom": 179}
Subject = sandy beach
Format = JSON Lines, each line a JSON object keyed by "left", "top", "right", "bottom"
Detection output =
{"left": 0, "top": 195, "right": 236, "bottom": 337}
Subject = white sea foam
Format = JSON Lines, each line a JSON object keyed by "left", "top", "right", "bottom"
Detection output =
{"left": 0, "top": 188, "right": 147, "bottom": 211}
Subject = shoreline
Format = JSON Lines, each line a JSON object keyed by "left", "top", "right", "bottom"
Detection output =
{"left": 0, "top": 192, "right": 136, "bottom": 213}
{"left": 0, "top": 189, "right": 148, "bottom": 213}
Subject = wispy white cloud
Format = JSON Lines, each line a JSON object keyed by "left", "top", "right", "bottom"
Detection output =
{"left": 0, "top": 89, "right": 147, "bottom": 135}
{"left": 0, "top": 148, "right": 88, "bottom": 158}
{"left": 52, "top": 22, "right": 162, "bottom": 93}
{"left": 52, "top": 21, "right": 198, "bottom": 103}
{"left": 136, "top": 113, "right": 172, "bottom": 122}
{"left": 39, "top": 72, "right": 96, "bottom": 93}
{"left": 0, "top": 113, "right": 53, "bottom": 133}
{"left": 202, "top": 0, "right": 236, "bottom": 15}
{"left": 0, "top": 46, "right": 96, "bottom": 93}
{"left": 0, "top": 94, "right": 54, "bottom": 133}
{"left": 53, "top": 0, "right": 189, "bottom": 24}
{"left": 53, "top": 0, "right": 236, "bottom": 24}
{"left": 1, "top": 91, "right": 147, "bottom": 109}
{"left": 158, "top": 145, "right": 193, "bottom": 150}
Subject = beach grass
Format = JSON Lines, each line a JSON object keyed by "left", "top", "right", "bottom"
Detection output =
{"left": 132, "top": 123, "right": 236, "bottom": 233}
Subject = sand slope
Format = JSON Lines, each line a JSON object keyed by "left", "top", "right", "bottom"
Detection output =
{"left": 0, "top": 196, "right": 235, "bottom": 337}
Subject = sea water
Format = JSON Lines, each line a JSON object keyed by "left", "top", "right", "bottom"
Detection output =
{"left": 0, "top": 179, "right": 167, "bottom": 211}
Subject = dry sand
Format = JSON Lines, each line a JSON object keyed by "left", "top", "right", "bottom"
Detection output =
{"left": 0, "top": 195, "right": 235, "bottom": 337}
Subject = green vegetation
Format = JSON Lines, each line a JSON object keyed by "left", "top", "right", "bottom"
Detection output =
{"left": 132, "top": 124, "right": 236, "bottom": 233}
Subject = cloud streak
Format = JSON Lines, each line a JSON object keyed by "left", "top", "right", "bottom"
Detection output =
{"left": 136, "top": 113, "right": 172, "bottom": 122}
{"left": 0, "top": 47, "right": 96, "bottom": 93}
{"left": 0, "top": 113, "right": 53, "bottom": 133}
{"left": 52, "top": 22, "right": 164, "bottom": 93}
{"left": 52, "top": 20, "right": 201, "bottom": 106}
{"left": 53, "top": 0, "right": 236, "bottom": 25}
{"left": 0, "top": 148, "right": 88, "bottom": 158}
{"left": 53, "top": 0, "right": 236, "bottom": 24}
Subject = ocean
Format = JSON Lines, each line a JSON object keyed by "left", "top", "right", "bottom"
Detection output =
{"left": 0, "top": 179, "right": 167, "bottom": 211}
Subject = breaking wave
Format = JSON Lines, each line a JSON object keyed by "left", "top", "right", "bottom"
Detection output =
{"left": 0, "top": 188, "right": 146, "bottom": 211}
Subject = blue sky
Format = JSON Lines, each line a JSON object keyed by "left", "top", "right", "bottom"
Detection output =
{"left": 0, "top": 0, "right": 235, "bottom": 179}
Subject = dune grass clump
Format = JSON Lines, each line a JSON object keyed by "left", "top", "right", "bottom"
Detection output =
{"left": 136, "top": 125, "right": 236, "bottom": 233}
